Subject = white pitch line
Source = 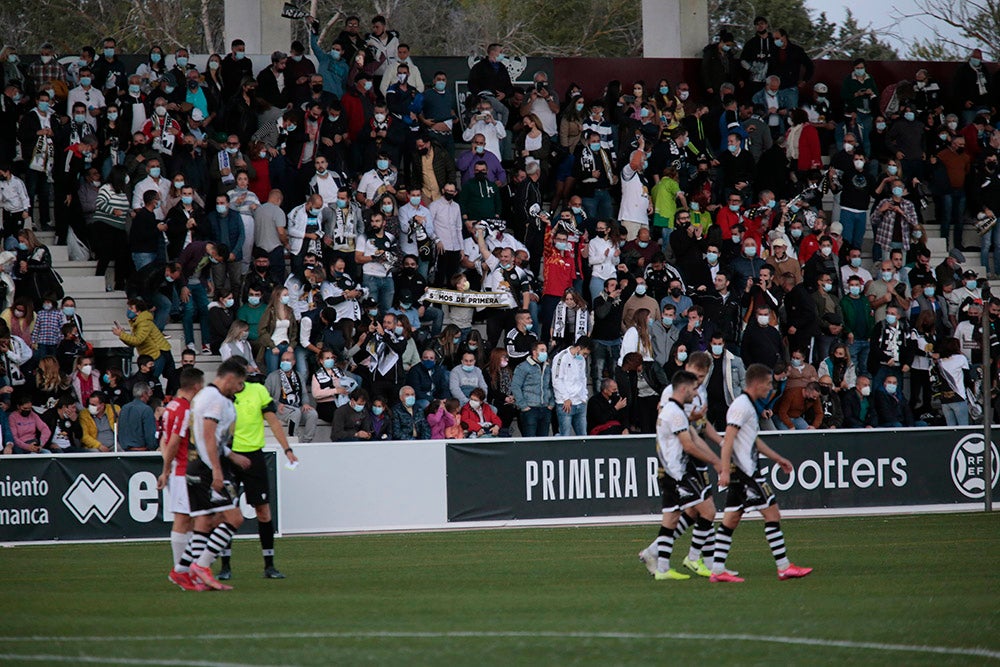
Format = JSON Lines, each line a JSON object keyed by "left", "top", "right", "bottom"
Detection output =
{"left": 1, "top": 630, "right": 998, "bottom": 660}
{"left": 0, "top": 655, "right": 264, "bottom": 667}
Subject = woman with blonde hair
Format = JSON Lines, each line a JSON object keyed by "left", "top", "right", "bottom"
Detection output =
{"left": 618, "top": 308, "right": 655, "bottom": 366}
{"left": 258, "top": 286, "right": 299, "bottom": 374}
{"left": 33, "top": 355, "right": 71, "bottom": 408}
{"left": 219, "top": 320, "right": 260, "bottom": 373}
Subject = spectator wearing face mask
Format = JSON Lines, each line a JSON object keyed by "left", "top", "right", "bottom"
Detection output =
{"left": 873, "top": 374, "right": 923, "bottom": 427}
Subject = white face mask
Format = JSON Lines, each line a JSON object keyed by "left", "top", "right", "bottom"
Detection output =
{"left": 860, "top": 385, "right": 871, "bottom": 397}
{"left": 757, "top": 315, "right": 770, "bottom": 326}
{"left": 88, "top": 405, "right": 100, "bottom": 415}
{"left": 81, "top": 364, "right": 93, "bottom": 376}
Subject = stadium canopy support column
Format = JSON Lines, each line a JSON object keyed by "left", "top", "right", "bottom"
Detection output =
{"left": 224, "top": 0, "right": 292, "bottom": 56}
{"left": 641, "top": 0, "right": 708, "bottom": 58}
{"left": 984, "top": 306, "right": 993, "bottom": 512}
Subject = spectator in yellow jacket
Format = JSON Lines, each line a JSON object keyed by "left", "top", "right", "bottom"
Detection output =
{"left": 78, "top": 391, "right": 121, "bottom": 451}
{"left": 112, "top": 298, "right": 174, "bottom": 380}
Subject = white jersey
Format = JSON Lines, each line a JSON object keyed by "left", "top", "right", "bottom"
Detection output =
{"left": 617, "top": 164, "right": 649, "bottom": 225}
{"left": 656, "top": 399, "right": 690, "bottom": 481}
{"left": 725, "top": 393, "right": 760, "bottom": 476}
{"left": 660, "top": 382, "right": 708, "bottom": 429}
{"left": 190, "top": 385, "right": 237, "bottom": 466}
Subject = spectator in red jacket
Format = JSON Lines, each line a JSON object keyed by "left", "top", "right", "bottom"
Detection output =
{"left": 459, "top": 387, "right": 505, "bottom": 437}
{"left": 341, "top": 72, "right": 376, "bottom": 143}
{"left": 786, "top": 108, "right": 821, "bottom": 178}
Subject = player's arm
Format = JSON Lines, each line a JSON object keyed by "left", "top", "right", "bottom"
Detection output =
{"left": 755, "top": 437, "right": 793, "bottom": 474}
{"left": 157, "top": 431, "right": 181, "bottom": 490}
{"left": 700, "top": 421, "right": 723, "bottom": 445}
{"left": 679, "top": 429, "right": 722, "bottom": 472}
{"left": 263, "top": 408, "right": 299, "bottom": 463}
{"left": 718, "top": 425, "right": 738, "bottom": 488}
{"left": 201, "top": 417, "right": 224, "bottom": 492}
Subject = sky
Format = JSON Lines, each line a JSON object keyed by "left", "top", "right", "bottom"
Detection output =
{"left": 806, "top": 0, "right": 973, "bottom": 58}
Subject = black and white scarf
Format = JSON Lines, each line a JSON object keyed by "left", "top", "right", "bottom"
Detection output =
{"left": 552, "top": 303, "right": 588, "bottom": 340}
{"left": 278, "top": 369, "right": 301, "bottom": 407}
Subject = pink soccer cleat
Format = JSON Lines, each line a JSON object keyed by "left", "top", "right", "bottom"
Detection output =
{"left": 778, "top": 563, "right": 813, "bottom": 580}
{"left": 189, "top": 563, "right": 228, "bottom": 591}
{"left": 709, "top": 571, "right": 745, "bottom": 583}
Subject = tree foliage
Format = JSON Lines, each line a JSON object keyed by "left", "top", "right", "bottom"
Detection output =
{"left": 899, "top": 0, "right": 999, "bottom": 61}
{"left": 708, "top": 0, "right": 897, "bottom": 60}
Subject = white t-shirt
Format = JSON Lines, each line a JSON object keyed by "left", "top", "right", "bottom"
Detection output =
{"left": 939, "top": 354, "right": 970, "bottom": 400}
{"left": 656, "top": 399, "right": 690, "bottom": 480}
{"left": 618, "top": 165, "right": 649, "bottom": 225}
{"left": 190, "top": 385, "right": 237, "bottom": 466}
{"left": 356, "top": 232, "right": 396, "bottom": 278}
{"left": 587, "top": 236, "right": 618, "bottom": 280}
{"left": 725, "top": 393, "right": 760, "bottom": 476}
{"left": 357, "top": 169, "right": 398, "bottom": 202}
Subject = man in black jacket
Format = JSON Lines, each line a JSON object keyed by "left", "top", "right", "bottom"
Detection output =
{"left": 741, "top": 305, "right": 784, "bottom": 368}
{"left": 467, "top": 44, "right": 514, "bottom": 101}
{"left": 591, "top": 278, "right": 625, "bottom": 386}
{"left": 770, "top": 29, "right": 814, "bottom": 106}
{"left": 841, "top": 375, "right": 877, "bottom": 428}
{"left": 587, "top": 378, "right": 629, "bottom": 435}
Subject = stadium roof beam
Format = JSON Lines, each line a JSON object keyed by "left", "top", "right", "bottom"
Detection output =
{"left": 224, "top": 0, "right": 291, "bottom": 56}
{"left": 642, "top": 0, "right": 709, "bottom": 58}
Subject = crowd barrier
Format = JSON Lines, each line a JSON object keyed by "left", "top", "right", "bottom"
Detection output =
{"left": 0, "top": 427, "right": 996, "bottom": 544}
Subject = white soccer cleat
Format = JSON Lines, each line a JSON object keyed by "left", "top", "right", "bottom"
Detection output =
{"left": 638, "top": 548, "right": 657, "bottom": 575}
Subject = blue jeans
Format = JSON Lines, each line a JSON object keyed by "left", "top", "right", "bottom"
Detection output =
{"left": 939, "top": 186, "right": 966, "bottom": 247}
{"left": 24, "top": 170, "right": 51, "bottom": 226}
{"left": 839, "top": 209, "right": 867, "bottom": 252}
{"left": 182, "top": 283, "right": 210, "bottom": 347}
{"left": 131, "top": 252, "right": 157, "bottom": 271}
{"left": 591, "top": 338, "right": 621, "bottom": 388}
{"left": 589, "top": 276, "right": 607, "bottom": 304}
{"left": 519, "top": 406, "right": 552, "bottom": 438}
{"left": 363, "top": 274, "right": 394, "bottom": 315}
{"left": 150, "top": 291, "right": 172, "bottom": 331}
{"left": 557, "top": 402, "right": 587, "bottom": 436}
{"left": 849, "top": 340, "right": 870, "bottom": 376}
{"left": 942, "top": 401, "right": 970, "bottom": 426}
{"left": 983, "top": 219, "right": 1000, "bottom": 275}
{"left": 265, "top": 341, "right": 289, "bottom": 374}
{"left": 420, "top": 305, "right": 444, "bottom": 336}
{"left": 775, "top": 416, "right": 810, "bottom": 430}
{"left": 152, "top": 350, "right": 174, "bottom": 381}
{"left": 582, "top": 189, "right": 614, "bottom": 222}
{"left": 657, "top": 226, "right": 672, "bottom": 254}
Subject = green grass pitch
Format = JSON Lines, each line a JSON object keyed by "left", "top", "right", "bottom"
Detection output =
{"left": 2, "top": 512, "right": 998, "bottom": 666}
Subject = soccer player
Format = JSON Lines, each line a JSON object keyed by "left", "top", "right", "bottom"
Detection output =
{"left": 710, "top": 363, "right": 813, "bottom": 583}
{"left": 158, "top": 366, "right": 206, "bottom": 591}
{"left": 645, "top": 370, "right": 723, "bottom": 581}
{"left": 179, "top": 359, "right": 252, "bottom": 591}
{"left": 218, "top": 355, "right": 298, "bottom": 580}
{"left": 640, "top": 351, "right": 723, "bottom": 578}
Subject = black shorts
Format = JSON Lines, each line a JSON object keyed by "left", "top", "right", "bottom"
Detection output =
{"left": 684, "top": 461, "right": 713, "bottom": 504}
{"left": 658, "top": 469, "right": 702, "bottom": 513}
{"left": 185, "top": 458, "right": 237, "bottom": 517}
{"left": 722, "top": 469, "right": 776, "bottom": 513}
{"left": 230, "top": 449, "right": 271, "bottom": 507}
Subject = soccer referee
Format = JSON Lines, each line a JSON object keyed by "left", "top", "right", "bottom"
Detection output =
{"left": 223, "top": 356, "right": 298, "bottom": 579}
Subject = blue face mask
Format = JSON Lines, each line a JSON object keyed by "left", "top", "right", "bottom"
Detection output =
{"left": 422, "top": 359, "right": 436, "bottom": 370}
{"left": 16, "top": 242, "right": 28, "bottom": 250}
{"left": 323, "top": 358, "right": 336, "bottom": 369}
{"left": 767, "top": 199, "right": 776, "bottom": 209}
{"left": 331, "top": 50, "right": 342, "bottom": 61}
{"left": 789, "top": 204, "right": 800, "bottom": 213}
{"left": 589, "top": 142, "right": 602, "bottom": 151}
{"left": 903, "top": 112, "right": 915, "bottom": 122}
{"left": 150, "top": 53, "right": 162, "bottom": 63}
{"left": 377, "top": 159, "right": 390, "bottom": 170}
{"left": 677, "top": 351, "right": 688, "bottom": 362}
{"left": 727, "top": 144, "right": 738, "bottom": 153}
{"left": 63, "top": 307, "right": 76, "bottom": 317}
{"left": 849, "top": 285, "right": 861, "bottom": 296}
{"left": 743, "top": 246, "right": 756, "bottom": 257}
{"left": 176, "top": 56, "right": 188, "bottom": 67}
{"left": 635, "top": 284, "right": 647, "bottom": 296}
{"left": 637, "top": 241, "right": 649, "bottom": 249}
{"left": 363, "top": 80, "right": 373, "bottom": 91}
{"left": 967, "top": 280, "right": 978, "bottom": 290}
{"left": 247, "top": 296, "right": 261, "bottom": 306}
{"left": 181, "top": 195, "right": 193, "bottom": 205}
{"left": 711, "top": 344, "right": 724, "bottom": 356}
{"left": 706, "top": 252, "right": 718, "bottom": 264}
{"left": 791, "top": 228, "right": 803, "bottom": 238}
{"left": 850, "top": 257, "right": 862, "bottom": 267}
{"left": 404, "top": 395, "right": 416, "bottom": 407}
{"left": 148, "top": 167, "right": 161, "bottom": 178}
{"left": 536, "top": 351, "right": 548, "bottom": 363}
{"left": 129, "top": 84, "right": 141, "bottom": 95}
{"left": 409, "top": 196, "right": 421, "bottom": 207}
{"left": 394, "top": 325, "right": 404, "bottom": 336}
{"left": 103, "top": 48, "right": 115, "bottom": 59}
{"left": 381, "top": 204, "right": 394, "bottom": 214}
{"left": 892, "top": 187, "right": 904, "bottom": 197}
{"left": 352, "top": 402, "right": 364, "bottom": 412}
{"left": 80, "top": 76, "right": 93, "bottom": 87}
{"left": 774, "top": 39, "right": 784, "bottom": 48}
{"left": 462, "top": 364, "right": 476, "bottom": 373}
{"left": 336, "top": 199, "right": 348, "bottom": 209}
{"left": 234, "top": 51, "right": 245, "bottom": 60}
{"left": 876, "top": 122, "right": 887, "bottom": 131}
{"left": 280, "top": 361, "right": 293, "bottom": 372}
{"left": 639, "top": 108, "right": 650, "bottom": 118}
{"left": 216, "top": 204, "right": 228, "bottom": 215}
{"left": 885, "top": 314, "right": 897, "bottom": 325}
{"left": 434, "top": 80, "right": 446, "bottom": 91}
{"left": 73, "top": 113, "right": 86, "bottom": 124}
{"left": 372, "top": 405, "right": 384, "bottom": 416}
{"left": 924, "top": 287, "right": 935, "bottom": 297}
{"left": 729, "top": 204, "right": 740, "bottom": 212}
{"left": 659, "top": 86, "right": 669, "bottom": 95}
{"left": 555, "top": 241, "right": 570, "bottom": 251}
{"left": 474, "top": 145, "right": 485, "bottom": 155}
{"left": 690, "top": 202, "right": 699, "bottom": 211}
{"left": 126, "top": 310, "right": 137, "bottom": 320}
{"left": 37, "top": 101, "right": 50, "bottom": 113}
{"left": 887, "top": 165, "right": 898, "bottom": 176}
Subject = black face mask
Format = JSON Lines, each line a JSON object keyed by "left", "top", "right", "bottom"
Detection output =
{"left": 19, "top": 409, "right": 31, "bottom": 416}
{"left": 312, "top": 84, "right": 323, "bottom": 93}
{"left": 670, "top": 287, "right": 683, "bottom": 297}
{"left": 596, "top": 230, "right": 606, "bottom": 238}
{"left": 442, "top": 192, "right": 455, "bottom": 201}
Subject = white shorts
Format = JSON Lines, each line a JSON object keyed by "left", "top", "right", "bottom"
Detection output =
{"left": 169, "top": 474, "right": 190, "bottom": 515}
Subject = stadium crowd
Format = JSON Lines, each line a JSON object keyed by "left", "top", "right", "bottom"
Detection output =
{"left": 0, "top": 13, "right": 998, "bottom": 453}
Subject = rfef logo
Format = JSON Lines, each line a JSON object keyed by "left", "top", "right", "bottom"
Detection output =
{"left": 62, "top": 474, "right": 125, "bottom": 523}
{"left": 950, "top": 434, "right": 1000, "bottom": 499}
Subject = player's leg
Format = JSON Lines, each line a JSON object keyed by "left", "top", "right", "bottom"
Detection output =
{"left": 255, "top": 501, "right": 285, "bottom": 578}
{"left": 168, "top": 475, "right": 193, "bottom": 569}
{"left": 709, "top": 510, "right": 744, "bottom": 582}
{"left": 191, "top": 507, "right": 245, "bottom": 589}
{"left": 652, "top": 510, "right": 689, "bottom": 580}
{"left": 760, "top": 503, "right": 813, "bottom": 580}
{"left": 682, "top": 499, "right": 716, "bottom": 577}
